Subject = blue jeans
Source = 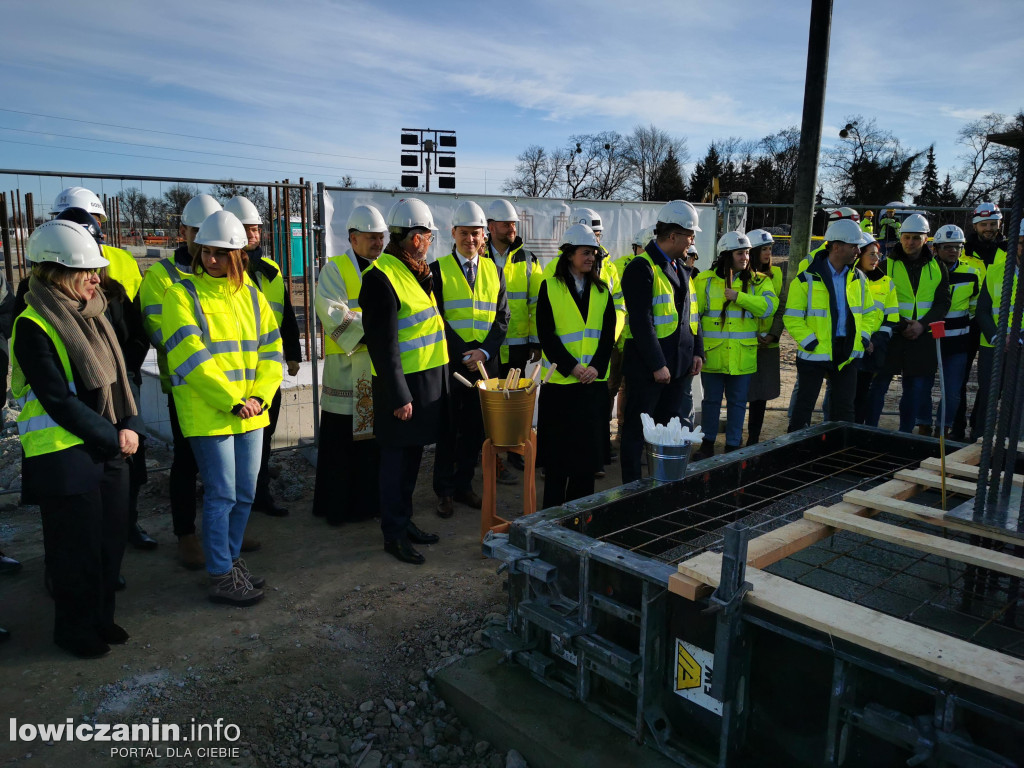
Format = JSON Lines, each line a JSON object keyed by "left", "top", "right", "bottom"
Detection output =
{"left": 700, "top": 372, "right": 752, "bottom": 447}
{"left": 917, "top": 352, "right": 968, "bottom": 431}
{"left": 189, "top": 430, "right": 263, "bottom": 576}
{"left": 866, "top": 374, "right": 933, "bottom": 433}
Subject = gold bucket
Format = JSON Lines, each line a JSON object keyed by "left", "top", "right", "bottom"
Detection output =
{"left": 478, "top": 380, "right": 536, "bottom": 447}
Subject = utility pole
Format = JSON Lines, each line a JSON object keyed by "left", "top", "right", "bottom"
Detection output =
{"left": 787, "top": 0, "right": 833, "bottom": 282}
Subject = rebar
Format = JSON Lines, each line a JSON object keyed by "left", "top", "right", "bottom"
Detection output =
{"left": 0, "top": 192, "right": 12, "bottom": 286}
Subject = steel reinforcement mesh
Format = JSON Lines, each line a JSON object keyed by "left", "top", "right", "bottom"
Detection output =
{"left": 596, "top": 445, "right": 919, "bottom": 564}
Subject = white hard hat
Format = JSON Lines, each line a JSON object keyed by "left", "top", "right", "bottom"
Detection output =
{"left": 345, "top": 205, "right": 387, "bottom": 233}
{"left": 717, "top": 231, "right": 752, "bottom": 254}
{"left": 194, "top": 211, "right": 248, "bottom": 250}
{"left": 933, "top": 224, "right": 966, "bottom": 245}
{"left": 386, "top": 198, "right": 436, "bottom": 232}
{"left": 51, "top": 187, "right": 106, "bottom": 222}
{"left": 686, "top": 245, "right": 698, "bottom": 256}
{"left": 452, "top": 200, "right": 488, "bottom": 228}
{"left": 828, "top": 206, "right": 860, "bottom": 222}
{"left": 561, "top": 224, "right": 600, "bottom": 249}
{"left": 571, "top": 207, "right": 602, "bottom": 232}
{"left": 486, "top": 199, "right": 519, "bottom": 223}
{"left": 27, "top": 219, "right": 109, "bottom": 269}
{"left": 656, "top": 200, "right": 702, "bottom": 232}
{"left": 632, "top": 226, "right": 654, "bottom": 248}
{"left": 899, "top": 214, "right": 930, "bottom": 235}
{"left": 181, "top": 194, "right": 224, "bottom": 228}
{"left": 824, "top": 219, "right": 864, "bottom": 244}
{"left": 972, "top": 202, "right": 1002, "bottom": 224}
{"left": 859, "top": 231, "right": 877, "bottom": 247}
{"left": 746, "top": 229, "right": 774, "bottom": 247}
{"left": 223, "top": 196, "right": 262, "bottom": 225}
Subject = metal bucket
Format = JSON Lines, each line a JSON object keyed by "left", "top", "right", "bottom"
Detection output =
{"left": 479, "top": 381, "right": 537, "bottom": 447}
{"left": 645, "top": 441, "right": 692, "bottom": 482}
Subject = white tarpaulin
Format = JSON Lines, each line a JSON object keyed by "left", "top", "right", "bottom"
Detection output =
{"left": 321, "top": 189, "right": 719, "bottom": 272}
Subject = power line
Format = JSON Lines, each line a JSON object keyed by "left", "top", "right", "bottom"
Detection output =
{"left": 0, "top": 107, "right": 517, "bottom": 172}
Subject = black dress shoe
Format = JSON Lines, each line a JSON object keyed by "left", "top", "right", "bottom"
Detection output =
{"left": 0, "top": 627, "right": 10, "bottom": 643}
{"left": 384, "top": 539, "right": 425, "bottom": 565}
{"left": 129, "top": 524, "right": 158, "bottom": 550}
{"left": 406, "top": 522, "right": 439, "bottom": 545}
{"left": 0, "top": 551, "right": 22, "bottom": 575}
{"left": 115, "top": 575, "right": 127, "bottom": 592}
{"left": 99, "top": 624, "right": 130, "bottom": 644}
{"left": 253, "top": 499, "right": 289, "bottom": 517}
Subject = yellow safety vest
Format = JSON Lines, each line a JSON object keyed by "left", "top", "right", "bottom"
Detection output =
{"left": 10, "top": 308, "right": 87, "bottom": 457}
{"left": 945, "top": 260, "right": 982, "bottom": 338}
{"left": 888, "top": 257, "right": 943, "bottom": 321}
{"left": 253, "top": 256, "right": 285, "bottom": 326}
{"left": 324, "top": 253, "right": 363, "bottom": 356}
{"left": 864, "top": 275, "right": 899, "bottom": 338}
{"left": 140, "top": 256, "right": 192, "bottom": 394}
{"left": 756, "top": 265, "right": 784, "bottom": 347}
{"left": 102, "top": 245, "right": 143, "bottom": 301}
{"left": 366, "top": 253, "right": 449, "bottom": 374}
{"left": 540, "top": 276, "right": 610, "bottom": 385}
{"left": 622, "top": 251, "right": 698, "bottom": 340}
{"left": 694, "top": 270, "right": 775, "bottom": 375}
{"left": 783, "top": 267, "right": 871, "bottom": 369}
{"left": 980, "top": 257, "right": 1020, "bottom": 348}
{"left": 162, "top": 274, "right": 283, "bottom": 437}
{"left": 437, "top": 254, "right": 500, "bottom": 344}
{"left": 797, "top": 242, "right": 829, "bottom": 274}
{"left": 492, "top": 243, "right": 540, "bottom": 363}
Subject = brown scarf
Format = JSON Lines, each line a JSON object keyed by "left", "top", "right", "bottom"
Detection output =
{"left": 26, "top": 276, "right": 137, "bottom": 425}
{"left": 384, "top": 238, "right": 432, "bottom": 282}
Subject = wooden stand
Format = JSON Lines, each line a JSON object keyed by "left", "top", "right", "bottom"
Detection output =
{"left": 480, "top": 430, "right": 537, "bottom": 541}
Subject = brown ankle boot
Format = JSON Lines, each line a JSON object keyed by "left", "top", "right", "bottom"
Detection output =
{"left": 177, "top": 534, "right": 205, "bottom": 570}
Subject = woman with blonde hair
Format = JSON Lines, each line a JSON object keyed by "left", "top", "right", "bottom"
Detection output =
{"left": 12, "top": 220, "right": 143, "bottom": 658}
{"left": 162, "top": 211, "right": 282, "bottom": 606}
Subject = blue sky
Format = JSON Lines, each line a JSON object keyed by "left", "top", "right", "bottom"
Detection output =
{"left": 1, "top": 0, "right": 1021, "bottom": 206}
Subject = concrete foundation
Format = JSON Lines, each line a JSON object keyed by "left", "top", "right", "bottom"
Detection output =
{"left": 434, "top": 650, "right": 678, "bottom": 768}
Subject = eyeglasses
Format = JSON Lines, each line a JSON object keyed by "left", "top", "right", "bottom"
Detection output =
{"left": 416, "top": 231, "right": 433, "bottom": 243}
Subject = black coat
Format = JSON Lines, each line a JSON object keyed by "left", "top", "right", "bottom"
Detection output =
{"left": 361, "top": 257, "right": 449, "bottom": 448}
{"left": 247, "top": 246, "right": 302, "bottom": 362}
{"left": 621, "top": 242, "right": 704, "bottom": 381}
{"left": 882, "top": 245, "right": 951, "bottom": 377}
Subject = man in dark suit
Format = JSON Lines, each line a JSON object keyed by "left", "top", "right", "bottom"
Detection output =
{"left": 361, "top": 198, "right": 448, "bottom": 565}
{"left": 620, "top": 200, "right": 705, "bottom": 484}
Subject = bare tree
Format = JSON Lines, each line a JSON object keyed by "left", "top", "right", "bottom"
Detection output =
{"left": 953, "top": 112, "right": 1021, "bottom": 205}
{"left": 563, "top": 132, "right": 633, "bottom": 200}
{"left": 210, "top": 181, "right": 269, "bottom": 220}
{"left": 119, "top": 187, "right": 148, "bottom": 232}
{"left": 821, "top": 116, "right": 922, "bottom": 202}
{"left": 758, "top": 127, "right": 801, "bottom": 201}
{"left": 163, "top": 183, "right": 201, "bottom": 218}
{"left": 622, "top": 124, "right": 689, "bottom": 200}
{"left": 146, "top": 196, "right": 169, "bottom": 233}
{"left": 503, "top": 145, "right": 566, "bottom": 197}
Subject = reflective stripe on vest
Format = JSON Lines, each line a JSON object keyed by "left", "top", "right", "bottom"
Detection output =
{"left": 255, "top": 257, "right": 285, "bottom": 325}
{"left": 890, "top": 258, "right": 942, "bottom": 321}
{"left": 324, "top": 253, "right": 363, "bottom": 356}
{"left": 172, "top": 280, "right": 264, "bottom": 388}
{"left": 540, "top": 276, "right": 610, "bottom": 385}
{"left": 368, "top": 253, "right": 448, "bottom": 374}
{"left": 10, "top": 308, "right": 86, "bottom": 457}
{"left": 622, "top": 251, "right": 682, "bottom": 340}
{"left": 438, "top": 254, "right": 500, "bottom": 343}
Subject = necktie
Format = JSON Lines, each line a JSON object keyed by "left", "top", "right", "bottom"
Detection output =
{"left": 466, "top": 261, "right": 476, "bottom": 291}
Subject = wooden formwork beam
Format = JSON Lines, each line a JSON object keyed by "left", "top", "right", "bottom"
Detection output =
{"left": 919, "top": 457, "right": 1024, "bottom": 487}
{"left": 894, "top": 469, "right": 978, "bottom": 496}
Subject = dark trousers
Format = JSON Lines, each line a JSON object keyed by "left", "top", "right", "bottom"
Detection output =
{"left": 255, "top": 388, "right": 283, "bottom": 505}
{"left": 498, "top": 345, "right": 533, "bottom": 378}
{"left": 747, "top": 400, "right": 767, "bottom": 444}
{"left": 379, "top": 444, "right": 423, "bottom": 542}
{"left": 433, "top": 382, "right": 483, "bottom": 497}
{"left": 971, "top": 346, "right": 996, "bottom": 440}
{"left": 621, "top": 372, "right": 693, "bottom": 484}
{"left": 167, "top": 395, "right": 198, "bottom": 537}
{"left": 543, "top": 468, "right": 595, "bottom": 509}
{"left": 40, "top": 460, "right": 127, "bottom": 645}
{"left": 953, "top": 325, "right": 981, "bottom": 440}
{"left": 853, "top": 369, "right": 874, "bottom": 424}
{"left": 312, "top": 411, "right": 380, "bottom": 523}
{"left": 127, "top": 438, "right": 147, "bottom": 528}
{"left": 789, "top": 358, "right": 857, "bottom": 431}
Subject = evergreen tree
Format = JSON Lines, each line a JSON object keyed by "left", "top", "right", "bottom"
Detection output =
{"left": 937, "top": 174, "right": 958, "bottom": 207}
{"left": 914, "top": 145, "right": 941, "bottom": 206}
{"left": 688, "top": 144, "right": 723, "bottom": 203}
{"left": 650, "top": 147, "right": 687, "bottom": 201}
